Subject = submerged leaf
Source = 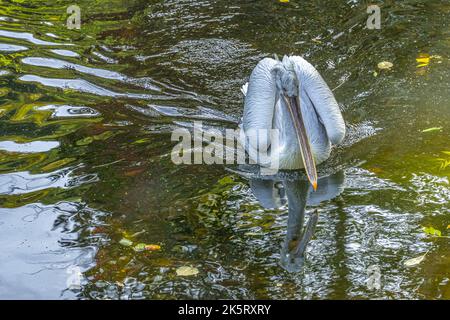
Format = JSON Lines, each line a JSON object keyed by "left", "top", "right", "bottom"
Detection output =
{"left": 404, "top": 254, "right": 426, "bottom": 267}
{"left": 176, "top": 266, "right": 199, "bottom": 276}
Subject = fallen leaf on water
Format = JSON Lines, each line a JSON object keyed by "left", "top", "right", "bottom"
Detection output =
{"left": 416, "top": 54, "right": 443, "bottom": 68}
{"left": 416, "top": 54, "right": 430, "bottom": 68}
{"left": 133, "top": 243, "right": 147, "bottom": 252}
{"left": 421, "top": 127, "right": 442, "bottom": 133}
{"left": 404, "top": 254, "right": 426, "bottom": 267}
{"left": 423, "top": 226, "right": 442, "bottom": 237}
{"left": 133, "top": 243, "right": 161, "bottom": 252}
{"left": 447, "top": 225, "right": 450, "bottom": 229}
{"left": 176, "top": 266, "right": 199, "bottom": 277}
{"left": 377, "top": 61, "right": 393, "bottom": 70}
{"left": 145, "top": 244, "right": 161, "bottom": 251}
{"left": 119, "top": 238, "right": 133, "bottom": 247}
{"left": 279, "top": 0, "right": 289, "bottom": 2}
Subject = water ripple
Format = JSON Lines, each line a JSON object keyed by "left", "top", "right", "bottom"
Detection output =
{"left": 36, "top": 104, "right": 100, "bottom": 119}
{"left": 0, "top": 202, "right": 108, "bottom": 299}
{"left": 49, "top": 49, "right": 80, "bottom": 58}
{"left": 22, "top": 57, "right": 126, "bottom": 81}
{"left": 0, "top": 167, "right": 97, "bottom": 195}
{"left": 0, "top": 140, "right": 59, "bottom": 153}
{"left": 19, "top": 74, "right": 152, "bottom": 99}
{"left": 0, "top": 29, "right": 70, "bottom": 46}
{"left": 0, "top": 42, "right": 27, "bottom": 52}
{"left": 21, "top": 57, "right": 171, "bottom": 94}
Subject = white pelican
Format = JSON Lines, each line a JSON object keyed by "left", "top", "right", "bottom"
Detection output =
{"left": 240, "top": 55, "right": 346, "bottom": 190}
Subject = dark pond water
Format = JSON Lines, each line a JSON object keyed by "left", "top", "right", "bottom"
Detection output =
{"left": 0, "top": 0, "right": 449, "bottom": 299}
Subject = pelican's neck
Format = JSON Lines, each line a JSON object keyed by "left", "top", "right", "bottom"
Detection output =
{"left": 272, "top": 91, "right": 331, "bottom": 168}
{"left": 273, "top": 95, "right": 297, "bottom": 147}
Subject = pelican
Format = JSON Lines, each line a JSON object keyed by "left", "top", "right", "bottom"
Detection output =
{"left": 240, "top": 55, "right": 345, "bottom": 190}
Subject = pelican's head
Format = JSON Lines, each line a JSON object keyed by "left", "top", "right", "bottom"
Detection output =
{"left": 272, "top": 59, "right": 299, "bottom": 98}
{"left": 271, "top": 57, "right": 318, "bottom": 190}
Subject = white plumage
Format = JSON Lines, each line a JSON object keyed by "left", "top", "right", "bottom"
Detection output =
{"left": 240, "top": 55, "right": 345, "bottom": 176}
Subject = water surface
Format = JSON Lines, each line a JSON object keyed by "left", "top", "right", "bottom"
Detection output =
{"left": 0, "top": 0, "right": 449, "bottom": 299}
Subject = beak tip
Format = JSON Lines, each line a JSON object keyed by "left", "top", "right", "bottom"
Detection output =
{"left": 312, "top": 181, "right": 318, "bottom": 191}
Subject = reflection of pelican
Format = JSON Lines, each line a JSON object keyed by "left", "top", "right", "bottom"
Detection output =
{"left": 249, "top": 171, "right": 346, "bottom": 272}
{"left": 240, "top": 56, "right": 345, "bottom": 190}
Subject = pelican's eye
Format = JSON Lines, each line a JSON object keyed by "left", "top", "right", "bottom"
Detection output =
{"left": 280, "top": 71, "right": 298, "bottom": 97}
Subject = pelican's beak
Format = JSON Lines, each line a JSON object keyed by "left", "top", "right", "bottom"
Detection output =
{"left": 282, "top": 94, "right": 318, "bottom": 191}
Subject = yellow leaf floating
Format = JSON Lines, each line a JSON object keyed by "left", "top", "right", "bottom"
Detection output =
{"left": 279, "top": 0, "right": 289, "bottom": 2}
{"left": 176, "top": 266, "right": 199, "bottom": 277}
{"left": 416, "top": 53, "right": 430, "bottom": 67}
{"left": 416, "top": 53, "right": 442, "bottom": 68}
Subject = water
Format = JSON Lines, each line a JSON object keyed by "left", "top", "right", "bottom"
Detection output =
{"left": 0, "top": 0, "right": 449, "bottom": 299}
